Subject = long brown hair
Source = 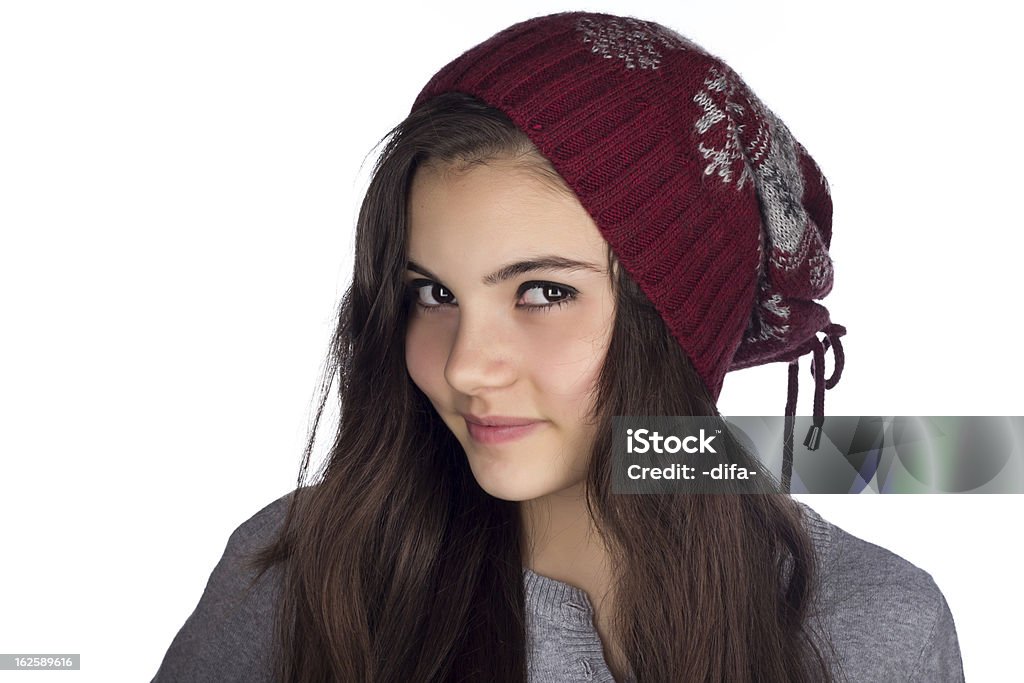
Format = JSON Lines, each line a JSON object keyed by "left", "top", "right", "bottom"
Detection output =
{"left": 246, "top": 92, "right": 837, "bottom": 682}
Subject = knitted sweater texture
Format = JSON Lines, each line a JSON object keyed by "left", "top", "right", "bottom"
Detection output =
{"left": 152, "top": 494, "right": 964, "bottom": 682}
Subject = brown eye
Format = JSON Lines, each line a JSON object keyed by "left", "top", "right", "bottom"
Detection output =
{"left": 521, "top": 284, "right": 571, "bottom": 307}
{"left": 517, "top": 281, "right": 579, "bottom": 313}
{"left": 407, "top": 279, "right": 457, "bottom": 312}
{"left": 425, "top": 283, "right": 455, "bottom": 305}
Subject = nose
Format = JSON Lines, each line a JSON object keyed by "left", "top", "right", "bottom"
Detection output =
{"left": 443, "top": 310, "right": 518, "bottom": 396}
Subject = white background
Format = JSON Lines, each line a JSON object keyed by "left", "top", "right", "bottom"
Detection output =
{"left": 1, "top": 1, "right": 1021, "bottom": 681}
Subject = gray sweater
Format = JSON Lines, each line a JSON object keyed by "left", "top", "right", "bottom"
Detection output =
{"left": 152, "top": 494, "right": 965, "bottom": 682}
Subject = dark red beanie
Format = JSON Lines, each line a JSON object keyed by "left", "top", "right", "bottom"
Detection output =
{"left": 410, "top": 11, "right": 846, "bottom": 474}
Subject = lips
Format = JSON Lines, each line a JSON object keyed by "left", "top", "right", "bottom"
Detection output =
{"left": 462, "top": 415, "right": 545, "bottom": 444}
{"left": 462, "top": 414, "right": 541, "bottom": 427}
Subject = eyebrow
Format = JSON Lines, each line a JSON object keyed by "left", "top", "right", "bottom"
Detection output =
{"left": 406, "top": 256, "right": 604, "bottom": 286}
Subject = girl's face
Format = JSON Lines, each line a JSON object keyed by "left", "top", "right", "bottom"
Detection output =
{"left": 405, "top": 159, "right": 615, "bottom": 502}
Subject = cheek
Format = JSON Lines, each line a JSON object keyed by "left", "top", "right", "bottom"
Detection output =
{"left": 530, "top": 308, "right": 612, "bottom": 411}
{"left": 405, "top": 319, "right": 449, "bottom": 395}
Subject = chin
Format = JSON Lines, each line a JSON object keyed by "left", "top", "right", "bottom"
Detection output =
{"left": 462, "top": 455, "right": 555, "bottom": 502}
{"left": 468, "top": 473, "right": 534, "bottom": 501}
{"left": 477, "top": 485, "right": 536, "bottom": 503}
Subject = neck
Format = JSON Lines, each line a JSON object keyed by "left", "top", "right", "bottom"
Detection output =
{"left": 519, "top": 481, "right": 613, "bottom": 607}
{"left": 520, "top": 482, "right": 629, "bottom": 681}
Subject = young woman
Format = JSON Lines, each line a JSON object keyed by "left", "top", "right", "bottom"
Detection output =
{"left": 153, "top": 11, "right": 964, "bottom": 682}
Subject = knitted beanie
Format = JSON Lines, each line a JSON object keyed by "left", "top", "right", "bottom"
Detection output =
{"left": 410, "top": 11, "right": 846, "bottom": 485}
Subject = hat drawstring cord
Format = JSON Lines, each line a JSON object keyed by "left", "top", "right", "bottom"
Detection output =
{"left": 781, "top": 323, "right": 847, "bottom": 492}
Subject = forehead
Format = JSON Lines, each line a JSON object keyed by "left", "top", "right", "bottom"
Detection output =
{"left": 407, "top": 160, "right": 607, "bottom": 258}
